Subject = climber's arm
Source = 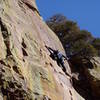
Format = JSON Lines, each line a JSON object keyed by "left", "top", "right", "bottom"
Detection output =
{"left": 45, "top": 45, "right": 54, "bottom": 53}
{"left": 48, "top": 47, "right": 54, "bottom": 52}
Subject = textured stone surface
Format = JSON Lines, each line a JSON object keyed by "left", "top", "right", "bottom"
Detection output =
{"left": 0, "top": 0, "right": 84, "bottom": 100}
{"left": 70, "top": 56, "right": 100, "bottom": 100}
{"left": 84, "top": 57, "right": 100, "bottom": 99}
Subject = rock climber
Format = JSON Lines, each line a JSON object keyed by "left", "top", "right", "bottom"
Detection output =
{"left": 45, "top": 45, "right": 68, "bottom": 73}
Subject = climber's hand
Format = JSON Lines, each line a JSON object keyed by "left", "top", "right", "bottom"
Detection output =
{"left": 45, "top": 45, "right": 48, "bottom": 48}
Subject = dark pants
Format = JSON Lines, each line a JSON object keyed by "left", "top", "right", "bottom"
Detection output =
{"left": 57, "top": 59, "right": 66, "bottom": 72}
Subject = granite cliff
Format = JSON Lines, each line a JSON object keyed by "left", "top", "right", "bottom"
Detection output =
{"left": 0, "top": 0, "right": 84, "bottom": 100}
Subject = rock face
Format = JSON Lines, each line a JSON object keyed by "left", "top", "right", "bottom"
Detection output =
{"left": 0, "top": 0, "right": 84, "bottom": 100}
{"left": 70, "top": 56, "right": 100, "bottom": 100}
{"left": 84, "top": 57, "right": 100, "bottom": 100}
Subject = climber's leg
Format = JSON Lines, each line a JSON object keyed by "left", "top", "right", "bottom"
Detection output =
{"left": 57, "top": 60, "right": 60, "bottom": 66}
{"left": 61, "top": 62, "right": 66, "bottom": 72}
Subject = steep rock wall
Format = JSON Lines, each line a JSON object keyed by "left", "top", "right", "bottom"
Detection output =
{"left": 0, "top": 0, "right": 84, "bottom": 100}
{"left": 84, "top": 57, "right": 100, "bottom": 99}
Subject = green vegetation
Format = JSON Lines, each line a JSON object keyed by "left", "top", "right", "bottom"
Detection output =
{"left": 46, "top": 14, "right": 100, "bottom": 58}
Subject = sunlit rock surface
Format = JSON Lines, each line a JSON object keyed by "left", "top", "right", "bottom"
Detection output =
{"left": 0, "top": 0, "right": 84, "bottom": 100}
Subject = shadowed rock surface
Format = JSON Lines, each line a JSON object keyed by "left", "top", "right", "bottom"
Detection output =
{"left": 85, "top": 57, "right": 100, "bottom": 100}
{"left": 70, "top": 56, "right": 100, "bottom": 100}
{"left": 0, "top": 0, "right": 85, "bottom": 100}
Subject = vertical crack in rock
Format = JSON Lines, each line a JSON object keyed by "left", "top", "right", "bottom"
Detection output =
{"left": 22, "top": 38, "right": 27, "bottom": 49}
{"left": 21, "top": 38, "right": 28, "bottom": 56}
{"left": 22, "top": 48, "right": 28, "bottom": 56}
{"left": 0, "top": 18, "right": 12, "bottom": 57}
